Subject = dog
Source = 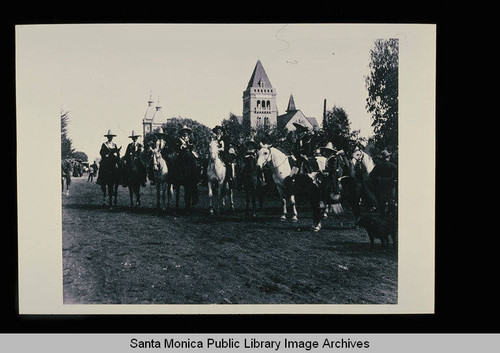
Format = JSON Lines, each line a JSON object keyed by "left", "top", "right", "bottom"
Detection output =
{"left": 357, "top": 214, "right": 397, "bottom": 248}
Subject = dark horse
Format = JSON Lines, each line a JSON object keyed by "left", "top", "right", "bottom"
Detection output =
{"left": 171, "top": 150, "right": 199, "bottom": 213}
{"left": 336, "top": 154, "right": 363, "bottom": 225}
{"left": 286, "top": 171, "right": 324, "bottom": 231}
{"left": 121, "top": 156, "right": 143, "bottom": 208}
{"left": 240, "top": 153, "right": 264, "bottom": 218}
{"left": 98, "top": 146, "right": 122, "bottom": 209}
{"left": 315, "top": 152, "right": 363, "bottom": 229}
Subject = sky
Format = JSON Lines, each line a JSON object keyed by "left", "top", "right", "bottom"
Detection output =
{"left": 16, "top": 24, "right": 405, "bottom": 162}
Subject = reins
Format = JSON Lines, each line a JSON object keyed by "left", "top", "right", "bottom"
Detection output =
{"left": 261, "top": 147, "right": 289, "bottom": 170}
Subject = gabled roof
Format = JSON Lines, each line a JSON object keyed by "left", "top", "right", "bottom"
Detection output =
{"left": 277, "top": 111, "right": 296, "bottom": 130}
{"left": 305, "top": 117, "right": 320, "bottom": 130}
{"left": 277, "top": 110, "right": 320, "bottom": 131}
{"left": 246, "top": 60, "right": 273, "bottom": 89}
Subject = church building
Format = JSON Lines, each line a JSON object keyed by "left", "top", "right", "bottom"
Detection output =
{"left": 242, "top": 60, "right": 319, "bottom": 131}
{"left": 277, "top": 94, "right": 320, "bottom": 131}
{"left": 142, "top": 92, "right": 167, "bottom": 137}
{"left": 242, "top": 60, "right": 278, "bottom": 129}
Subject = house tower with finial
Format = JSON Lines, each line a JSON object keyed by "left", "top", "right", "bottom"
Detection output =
{"left": 142, "top": 91, "right": 167, "bottom": 136}
{"left": 242, "top": 60, "right": 278, "bottom": 128}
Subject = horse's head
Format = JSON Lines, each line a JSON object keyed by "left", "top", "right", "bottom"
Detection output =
{"left": 208, "top": 139, "right": 220, "bottom": 161}
{"left": 351, "top": 147, "right": 365, "bottom": 168}
{"left": 256, "top": 143, "right": 272, "bottom": 168}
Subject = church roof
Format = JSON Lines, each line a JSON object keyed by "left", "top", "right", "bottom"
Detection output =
{"left": 277, "top": 110, "right": 320, "bottom": 131}
{"left": 246, "top": 60, "right": 273, "bottom": 89}
{"left": 143, "top": 99, "right": 156, "bottom": 122}
{"left": 305, "top": 117, "right": 320, "bottom": 130}
{"left": 286, "top": 94, "right": 297, "bottom": 112}
{"left": 152, "top": 105, "right": 165, "bottom": 123}
{"left": 277, "top": 111, "right": 297, "bottom": 130}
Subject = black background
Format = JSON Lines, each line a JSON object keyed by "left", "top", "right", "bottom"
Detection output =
{"left": 6, "top": 2, "right": 495, "bottom": 334}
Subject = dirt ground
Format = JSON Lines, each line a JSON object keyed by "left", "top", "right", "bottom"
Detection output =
{"left": 62, "top": 176, "right": 398, "bottom": 305}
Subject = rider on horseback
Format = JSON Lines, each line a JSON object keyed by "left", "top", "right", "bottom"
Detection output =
{"left": 370, "top": 149, "right": 398, "bottom": 215}
{"left": 123, "top": 130, "right": 147, "bottom": 187}
{"left": 212, "top": 125, "right": 237, "bottom": 183}
{"left": 176, "top": 125, "right": 197, "bottom": 157}
{"left": 319, "top": 142, "right": 343, "bottom": 202}
{"left": 243, "top": 138, "right": 266, "bottom": 187}
{"left": 146, "top": 129, "right": 169, "bottom": 185}
{"left": 174, "top": 125, "right": 199, "bottom": 206}
{"left": 96, "top": 129, "right": 119, "bottom": 186}
{"left": 290, "top": 122, "right": 314, "bottom": 177}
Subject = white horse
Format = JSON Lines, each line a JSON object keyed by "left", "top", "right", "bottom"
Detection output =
{"left": 351, "top": 147, "right": 375, "bottom": 174}
{"left": 256, "top": 144, "right": 298, "bottom": 222}
{"left": 207, "top": 139, "right": 234, "bottom": 215}
{"left": 150, "top": 140, "right": 171, "bottom": 212}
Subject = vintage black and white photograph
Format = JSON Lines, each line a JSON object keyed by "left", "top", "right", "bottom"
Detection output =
{"left": 16, "top": 24, "right": 435, "bottom": 313}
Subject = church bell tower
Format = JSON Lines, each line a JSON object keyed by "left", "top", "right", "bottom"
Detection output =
{"left": 242, "top": 60, "right": 278, "bottom": 129}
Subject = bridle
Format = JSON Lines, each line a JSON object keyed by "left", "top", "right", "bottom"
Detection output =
{"left": 258, "top": 147, "right": 288, "bottom": 170}
{"left": 352, "top": 149, "right": 365, "bottom": 164}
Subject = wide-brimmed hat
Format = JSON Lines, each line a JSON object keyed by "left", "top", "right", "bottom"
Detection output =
{"left": 178, "top": 125, "right": 192, "bottom": 134}
{"left": 320, "top": 142, "right": 336, "bottom": 153}
{"left": 153, "top": 128, "right": 168, "bottom": 139}
{"left": 379, "top": 149, "right": 392, "bottom": 159}
{"left": 104, "top": 129, "right": 116, "bottom": 137}
{"left": 293, "top": 122, "right": 309, "bottom": 132}
{"left": 245, "top": 139, "right": 258, "bottom": 149}
{"left": 128, "top": 130, "right": 141, "bottom": 138}
{"left": 212, "top": 125, "right": 224, "bottom": 134}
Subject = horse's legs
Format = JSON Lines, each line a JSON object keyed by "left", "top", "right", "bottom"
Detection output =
{"left": 251, "top": 188, "right": 256, "bottom": 217}
{"left": 101, "top": 185, "right": 107, "bottom": 205}
{"left": 175, "top": 185, "right": 180, "bottom": 212}
{"left": 167, "top": 183, "right": 173, "bottom": 209}
{"left": 311, "top": 189, "right": 323, "bottom": 232}
{"left": 160, "top": 182, "right": 167, "bottom": 212}
{"left": 216, "top": 182, "right": 222, "bottom": 214}
{"left": 257, "top": 186, "right": 263, "bottom": 210}
{"left": 208, "top": 181, "right": 214, "bottom": 215}
{"left": 229, "top": 186, "right": 235, "bottom": 212}
{"left": 289, "top": 194, "right": 298, "bottom": 222}
{"left": 106, "top": 184, "right": 113, "bottom": 209}
{"left": 112, "top": 184, "right": 118, "bottom": 207}
{"left": 135, "top": 185, "right": 141, "bottom": 207}
{"left": 185, "top": 185, "right": 192, "bottom": 211}
{"left": 129, "top": 186, "right": 134, "bottom": 207}
{"left": 156, "top": 181, "right": 161, "bottom": 210}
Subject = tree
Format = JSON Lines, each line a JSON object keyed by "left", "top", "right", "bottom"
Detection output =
{"left": 72, "top": 151, "right": 88, "bottom": 162}
{"left": 321, "top": 105, "right": 362, "bottom": 153}
{"left": 158, "top": 117, "right": 213, "bottom": 159}
{"left": 221, "top": 113, "right": 252, "bottom": 148}
{"left": 365, "top": 38, "right": 399, "bottom": 152}
{"left": 61, "top": 110, "right": 74, "bottom": 159}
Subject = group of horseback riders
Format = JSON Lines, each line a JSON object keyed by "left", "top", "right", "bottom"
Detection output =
{"left": 94, "top": 121, "right": 397, "bottom": 214}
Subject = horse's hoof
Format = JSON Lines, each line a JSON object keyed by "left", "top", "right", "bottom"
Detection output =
{"left": 280, "top": 216, "right": 287, "bottom": 222}
{"left": 291, "top": 217, "right": 298, "bottom": 223}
